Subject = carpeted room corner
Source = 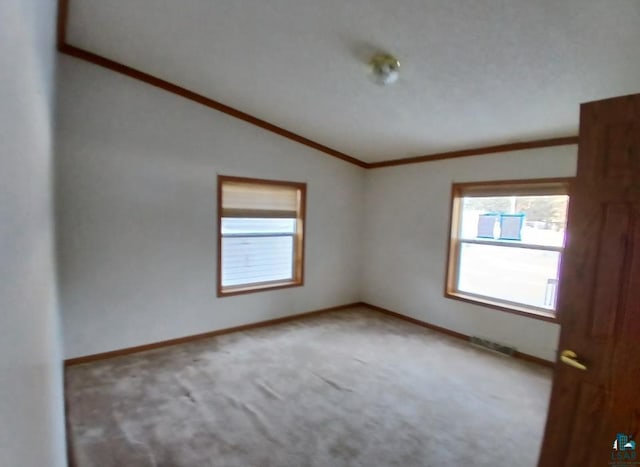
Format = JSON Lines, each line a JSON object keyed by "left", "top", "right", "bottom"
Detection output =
{"left": 65, "top": 306, "right": 552, "bottom": 467}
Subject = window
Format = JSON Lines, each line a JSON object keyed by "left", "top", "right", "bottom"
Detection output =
{"left": 445, "top": 178, "right": 571, "bottom": 321}
{"left": 217, "top": 176, "right": 305, "bottom": 296}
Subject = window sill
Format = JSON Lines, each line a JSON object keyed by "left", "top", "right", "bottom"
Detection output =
{"left": 444, "top": 291, "right": 559, "bottom": 323}
{"left": 218, "top": 279, "right": 303, "bottom": 298}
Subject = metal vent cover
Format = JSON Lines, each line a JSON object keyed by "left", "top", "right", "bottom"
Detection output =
{"left": 469, "top": 336, "right": 516, "bottom": 357}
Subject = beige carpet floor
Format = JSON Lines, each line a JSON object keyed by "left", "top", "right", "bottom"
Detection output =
{"left": 66, "top": 306, "right": 553, "bottom": 467}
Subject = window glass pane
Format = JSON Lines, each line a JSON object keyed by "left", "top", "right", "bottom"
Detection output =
{"left": 457, "top": 243, "right": 561, "bottom": 310}
{"left": 221, "top": 218, "right": 296, "bottom": 235}
{"left": 460, "top": 195, "right": 568, "bottom": 247}
{"left": 221, "top": 236, "right": 293, "bottom": 287}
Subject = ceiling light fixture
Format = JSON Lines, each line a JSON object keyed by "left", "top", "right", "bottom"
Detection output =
{"left": 370, "top": 53, "right": 400, "bottom": 86}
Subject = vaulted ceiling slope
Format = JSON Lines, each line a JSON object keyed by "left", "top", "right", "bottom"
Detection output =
{"left": 63, "top": 0, "right": 640, "bottom": 164}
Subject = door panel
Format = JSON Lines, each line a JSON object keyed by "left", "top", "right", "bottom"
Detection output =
{"left": 538, "top": 94, "right": 640, "bottom": 467}
{"left": 589, "top": 203, "right": 630, "bottom": 338}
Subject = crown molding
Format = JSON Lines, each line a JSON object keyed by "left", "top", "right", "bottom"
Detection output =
{"left": 56, "top": 0, "right": 578, "bottom": 170}
{"left": 58, "top": 43, "right": 368, "bottom": 168}
{"left": 367, "top": 136, "right": 579, "bottom": 169}
{"left": 56, "top": 0, "right": 367, "bottom": 168}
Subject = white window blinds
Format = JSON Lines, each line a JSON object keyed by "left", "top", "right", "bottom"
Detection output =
{"left": 221, "top": 180, "right": 300, "bottom": 218}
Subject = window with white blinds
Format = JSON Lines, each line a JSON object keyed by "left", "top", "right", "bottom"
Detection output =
{"left": 217, "top": 176, "right": 305, "bottom": 296}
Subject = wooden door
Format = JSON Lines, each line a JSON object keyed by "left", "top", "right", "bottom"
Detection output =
{"left": 538, "top": 94, "right": 640, "bottom": 466}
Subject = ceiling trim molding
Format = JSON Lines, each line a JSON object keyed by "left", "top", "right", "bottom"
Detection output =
{"left": 367, "top": 136, "right": 579, "bottom": 169}
{"left": 56, "top": 0, "right": 579, "bottom": 170}
{"left": 57, "top": 0, "right": 70, "bottom": 49}
{"left": 56, "top": 0, "right": 368, "bottom": 168}
{"left": 58, "top": 43, "right": 369, "bottom": 168}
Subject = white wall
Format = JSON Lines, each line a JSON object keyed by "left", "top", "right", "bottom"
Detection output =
{"left": 56, "top": 44, "right": 577, "bottom": 364}
{"left": 56, "top": 56, "right": 364, "bottom": 359}
{"left": 0, "top": 1, "right": 66, "bottom": 466}
{"left": 362, "top": 146, "right": 578, "bottom": 361}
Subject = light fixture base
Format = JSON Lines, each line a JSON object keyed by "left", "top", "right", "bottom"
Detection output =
{"left": 370, "top": 53, "right": 400, "bottom": 86}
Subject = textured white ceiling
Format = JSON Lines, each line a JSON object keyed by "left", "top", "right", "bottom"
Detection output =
{"left": 66, "top": 0, "right": 640, "bottom": 163}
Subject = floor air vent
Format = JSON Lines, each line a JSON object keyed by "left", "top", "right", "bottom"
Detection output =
{"left": 469, "top": 336, "right": 516, "bottom": 357}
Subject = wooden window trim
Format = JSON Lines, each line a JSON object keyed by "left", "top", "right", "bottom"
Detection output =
{"left": 444, "top": 177, "right": 573, "bottom": 323}
{"left": 217, "top": 175, "right": 306, "bottom": 297}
